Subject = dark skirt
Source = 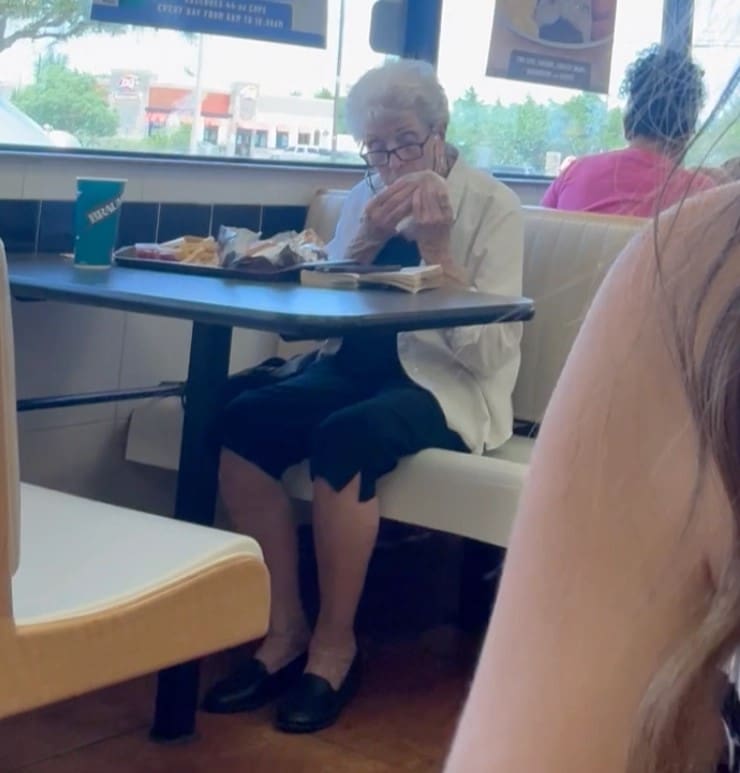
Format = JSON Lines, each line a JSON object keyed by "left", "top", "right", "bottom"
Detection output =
{"left": 220, "top": 234, "right": 466, "bottom": 501}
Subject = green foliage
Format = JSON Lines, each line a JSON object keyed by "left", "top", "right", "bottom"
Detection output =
{"left": 686, "top": 91, "right": 740, "bottom": 168}
{"left": 12, "top": 53, "right": 118, "bottom": 142}
{"left": 97, "top": 125, "right": 192, "bottom": 154}
{"left": 334, "top": 95, "right": 348, "bottom": 135}
{"left": 314, "top": 87, "right": 333, "bottom": 99}
{"left": 449, "top": 88, "right": 626, "bottom": 172}
{"left": 0, "top": 0, "right": 121, "bottom": 54}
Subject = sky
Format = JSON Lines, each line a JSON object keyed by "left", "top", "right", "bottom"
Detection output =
{"left": 0, "top": 0, "right": 736, "bottom": 110}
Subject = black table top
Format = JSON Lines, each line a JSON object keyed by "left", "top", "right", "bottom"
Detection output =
{"left": 8, "top": 255, "right": 534, "bottom": 338}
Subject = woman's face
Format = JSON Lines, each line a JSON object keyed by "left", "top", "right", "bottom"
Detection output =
{"left": 362, "top": 110, "right": 442, "bottom": 188}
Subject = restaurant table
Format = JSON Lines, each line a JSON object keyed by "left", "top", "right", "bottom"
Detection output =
{"left": 9, "top": 254, "right": 534, "bottom": 740}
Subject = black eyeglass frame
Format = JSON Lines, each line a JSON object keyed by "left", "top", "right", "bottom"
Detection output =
{"left": 359, "top": 133, "right": 433, "bottom": 168}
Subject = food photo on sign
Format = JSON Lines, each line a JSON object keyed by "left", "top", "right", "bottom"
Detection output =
{"left": 486, "top": 0, "right": 618, "bottom": 93}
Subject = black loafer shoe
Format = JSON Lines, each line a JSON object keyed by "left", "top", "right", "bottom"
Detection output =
{"left": 201, "top": 652, "right": 307, "bottom": 714}
{"left": 275, "top": 655, "right": 361, "bottom": 733}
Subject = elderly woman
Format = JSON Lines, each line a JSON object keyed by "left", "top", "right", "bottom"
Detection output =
{"left": 202, "top": 59, "right": 523, "bottom": 732}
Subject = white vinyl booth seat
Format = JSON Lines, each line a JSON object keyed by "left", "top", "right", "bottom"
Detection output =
{"left": 125, "top": 197, "right": 647, "bottom": 547}
{"left": 14, "top": 484, "right": 261, "bottom": 625}
{"left": 126, "top": 401, "right": 530, "bottom": 546}
{"left": 0, "top": 241, "right": 270, "bottom": 726}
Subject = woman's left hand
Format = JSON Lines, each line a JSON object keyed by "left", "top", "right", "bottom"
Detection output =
{"left": 394, "top": 171, "right": 461, "bottom": 278}
{"left": 397, "top": 170, "right": 454, "bottom": 234}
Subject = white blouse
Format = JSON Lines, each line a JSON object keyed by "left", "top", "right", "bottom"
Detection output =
{"left": 325, "top": 156, "right": 524, "bottom": 454}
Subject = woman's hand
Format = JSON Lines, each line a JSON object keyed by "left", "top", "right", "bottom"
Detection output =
{"left": 347, "top": 168, "right": 457, "bottom": 271}
{"left": 344, "top": 183, "right": 413, "bottom": 263}
{"left": 361, "top": 181, "right": 415, "bottom": 242}
{"left": 398, "top": 171, "right": 459, "bottom": 277}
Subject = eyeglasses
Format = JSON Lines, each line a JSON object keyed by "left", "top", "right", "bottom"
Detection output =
{"left": 360, "top": 134, "right": 432, "bottom": 168}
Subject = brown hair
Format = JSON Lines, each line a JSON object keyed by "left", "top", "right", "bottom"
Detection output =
{"left": 628, "top": 65, "right": 740, "bottom": 773}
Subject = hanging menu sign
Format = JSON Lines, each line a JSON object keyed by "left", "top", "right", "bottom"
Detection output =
{"left": 91, "top": 1, "right": 327, "bottom": 48}
{"left": 486, "top": 0, "right": 618, "bottom": 94}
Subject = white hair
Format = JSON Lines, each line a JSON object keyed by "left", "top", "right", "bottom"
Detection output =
{"left": 344, "top": 58, "right": 450, "bottom": 142}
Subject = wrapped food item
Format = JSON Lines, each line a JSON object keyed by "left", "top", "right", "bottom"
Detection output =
{"left": 217, "top": 226, "right": 327, "bottom": 272}
{"left": 217, "top": 226, "right": 262, "bottom": 267}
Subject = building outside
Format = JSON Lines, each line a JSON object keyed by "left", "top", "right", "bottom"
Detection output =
{"left": 108, "top": 74, "right": 340, "bottom": 158}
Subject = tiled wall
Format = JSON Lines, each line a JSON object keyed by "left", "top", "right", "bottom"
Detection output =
{"left": 0, "top": 198, "right": 310, "bottom": 255}
{"left": 0, "top": 151, "right": 367, "bottom": 254}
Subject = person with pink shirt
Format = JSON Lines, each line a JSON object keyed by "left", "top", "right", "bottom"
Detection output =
{"left": 542, "top": 46, "right": 715, "bottom": 217}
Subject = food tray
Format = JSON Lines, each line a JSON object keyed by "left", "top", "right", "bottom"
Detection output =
{"left": 114, "top": 246, "right": 358, "bottom": 282}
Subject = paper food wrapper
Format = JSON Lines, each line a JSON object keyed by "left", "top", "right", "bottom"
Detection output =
{"left": 218, "top": 226, "right": 327, "bottom": 272}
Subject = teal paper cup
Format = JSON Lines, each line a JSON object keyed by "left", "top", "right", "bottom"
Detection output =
{"left": 73, "top": 177, "right": 126, "bottom": 268}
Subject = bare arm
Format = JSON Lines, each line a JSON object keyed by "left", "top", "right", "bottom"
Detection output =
{"left": 445, "top": 185, "right": 740, "bottom": 772}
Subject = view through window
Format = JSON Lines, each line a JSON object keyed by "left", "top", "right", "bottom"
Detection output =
{"left": 438, "top": 0, "right": 664, "bottom": 175}
{"left": 0, "top": 1, "right": 735, "bottom": 172}
{"left": 686, "top": 0, "right": 740, "bottom": 166}
{"left": 0, "top": 0, "right": 385, "bottom": 161}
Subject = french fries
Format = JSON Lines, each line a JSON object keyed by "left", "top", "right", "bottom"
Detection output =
{"left": 160, "top": 236, "right": 219, "bottom": 265}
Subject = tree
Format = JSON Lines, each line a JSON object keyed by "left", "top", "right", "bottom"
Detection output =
{"left": 13, "top": 54, "right": 118, "bottom": 142}
{"left": 559, "top": 92, "right": 608, "bottom": 156}
{"left": 448, "top": 88, "right": 491, "bottom": 163}
{"left": 314, "top": 87, "right": 333, "bottom": 99}
{"left": 99, "top": 125, "right": 192, "bottom": 154}
{"left": 601, "top": 106, "right": 625, "bottom": 151}
{"left": 512, "top": 96, "right": 549, "bottom": 169}
{"left": 0, "top": 0, "right": 118, "bottom": 55}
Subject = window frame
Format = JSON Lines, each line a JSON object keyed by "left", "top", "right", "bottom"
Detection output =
{"left": 0, "top": 0, "right": 696, "bottom": 177}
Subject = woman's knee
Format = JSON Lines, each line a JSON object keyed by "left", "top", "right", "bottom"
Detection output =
{"left": 310, "top": 407, "right": 389, "bottom": 494}
{"left": 313, "top": 408, "right": 374, "bottom": 461}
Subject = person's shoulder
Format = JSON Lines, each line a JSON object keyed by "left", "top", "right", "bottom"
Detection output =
{"left": 334, "top": 177, "right": 373, "bottom": 222}
{"left": 344, "top": 177, "right": 373, "bottom": 204}
{"left": 654, "top": 180, "right": 740, "bottom": 271}
{"left": 451, "top": 156, "right": 522, "bottom": 213}
{"left": 687, "top": 167, "right": 721, "bottom": 193}
{"left": 603, "top": 182, "right": 739, "bottom": 321}
{"left": 568, "top": 149, "right": 624, "bottom": 175}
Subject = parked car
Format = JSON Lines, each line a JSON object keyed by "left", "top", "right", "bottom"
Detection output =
{"left": 46, "top": 129, "right": 82, "bottom": 149}
{"left": 0, "top": 98, "right": 53, "bottom": 147}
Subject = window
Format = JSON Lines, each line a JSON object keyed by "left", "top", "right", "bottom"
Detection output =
{"left": 0, "top": 1, "right": 718, "bottom": 173}
{"left": 203, "top": 125, "right": 219, "bottom": 144}
{"left": 686, "top": 0, "right": 740, "bottom": 166}
{"left": 0, "top": 0, "right": 384, "bottom": 162}
{"left": 437, "top": 0, "right": 665, "bottom": 175}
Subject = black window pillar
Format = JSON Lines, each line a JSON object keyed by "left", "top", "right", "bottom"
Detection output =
{"left": 402, "top": 0, "right": 443, "bottom": 64}
{"left": 662, "top": 0, "right": 694, "bottom": 53}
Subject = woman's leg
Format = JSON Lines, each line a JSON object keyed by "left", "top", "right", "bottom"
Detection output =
{"left": 216, "top": 360, "right": 375, "bottom": 674}
{"left": 219, "top": 448, "right": 309, "bottom": 671}
{"left": 308, "top": 475, "right": 379, "bottom": 688}
{"left": 303, "top": 383, "right": 467, "bottom": 689}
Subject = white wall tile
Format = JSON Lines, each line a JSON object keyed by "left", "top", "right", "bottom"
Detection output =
{"left": 16, "top": 152, "right": 361, "bottom": 205}
{"left": 22, "top": 157, "right": 145, "bottom": 202}
{"left": 114, "top": 311, "right": 278, "bottom": 421}
{"left": 12, "top": 299, "right": 126, "bottom": 429}
{"left": 117, "top": 312, "right": 192, "bottom": 387}
{"left": 0, "top": 158, "right": 27, "bottom": 199}
{"left": 19, "top": 419, "right": 177, "bottom": 515}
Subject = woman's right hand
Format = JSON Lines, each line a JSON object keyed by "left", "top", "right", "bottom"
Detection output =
{"left": 360, "top": 181, "right": 415, "bottom": 242}
{"left": 345, "top": 180, "right": 416, "bottom": 263}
